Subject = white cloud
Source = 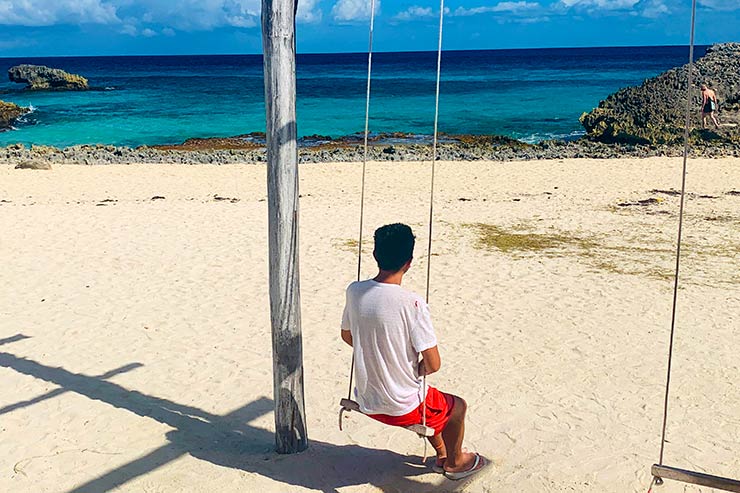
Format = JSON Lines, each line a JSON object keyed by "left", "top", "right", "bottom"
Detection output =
{"left": 639, "top": 0, "right": 668, "bottom": 17}
{"left": 393, "top": 6, "right": 434, "bottom": 21}
{"left": 225, "top": 15, "right": 257, "bottom": 27}
{"left": 331, "top": 0, "right": 381, "bottom": 22}
{"left": 0, "top": 0, "right": 266, "bottom": 30}
{"left": 297, "top": 0, "right": 323, "bottom": 23}
{"left": 698, "top": 0, "right": 739, "bottom": 10}
{"left": 453, "top": 1, "right": 540, "bottom": 16}
{"left": 558, "top": 0, "right": 638, "bottom": 8}
{"left": 122, "top": 0, "right": 260, "bottom": 30}
{"left": 0, "top": 0, "right": 119, "bottom": 26}
{"left": 120, "top": 22, "right": 178, "bottom": 37}
{"left": 121, "top": 23, "right": 138, "bottom": 35}
{"left": 556, "top": 0, "right": 675, "bottom": 17}
{"left": 514, "top": 15, "right": 550, "bottom": 22}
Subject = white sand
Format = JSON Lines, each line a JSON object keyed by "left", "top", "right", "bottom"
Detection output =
{"left": 1, "top": 157, "right": 738, "bottom": 493}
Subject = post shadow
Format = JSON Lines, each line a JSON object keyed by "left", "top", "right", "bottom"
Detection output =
{"left": 0, "top": 334, "right": 31, "bottom": 346}
{"left": 0, "top": 362, "right": 143, "bottom": 416}
{"left": 0, "top": 339, "right": 464, "bottom": 493}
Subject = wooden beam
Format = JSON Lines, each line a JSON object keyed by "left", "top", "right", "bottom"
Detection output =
{"left": 652, "top": 464, "right": 740, "bottom": 492}
{"left": 261, "top": 0, "right": 308, "bottom": 454}
{"left": 340, "top": 399, "right": 436, "bottom": 437}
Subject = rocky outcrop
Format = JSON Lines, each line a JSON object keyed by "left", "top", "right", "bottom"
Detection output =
{"left": 581, "top": 43, "right": 740, "bottom": 144}
{"left": 8, "top": 65, "right": 89, "bottom": 91}
{"left": 0, "top": 101, "right": 28, "bottom": 130}
{"left": 1, "top": 136, "right": 738, "bottom": 167}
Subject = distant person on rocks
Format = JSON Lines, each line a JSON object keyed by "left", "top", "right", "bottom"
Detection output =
{"left": 340, "top": 223, "right": 487, "bottom": 480}
{"left": 700, "top": 84, "right": 720, "bottom": 129}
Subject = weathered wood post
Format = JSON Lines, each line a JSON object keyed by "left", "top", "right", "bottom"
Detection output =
{"left": 261, "top": 0, "right": 308, "bottom": 453}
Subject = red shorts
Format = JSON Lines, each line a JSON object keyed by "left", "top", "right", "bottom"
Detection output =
{"left": 368, "top": 387, "right": 455, "bottom": 435}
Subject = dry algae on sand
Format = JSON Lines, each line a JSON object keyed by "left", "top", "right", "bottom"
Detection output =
{"left": 465, "top": 222, "right": 674, "bottom": 280}
{"left": 465, "top": 223, "right": 596, "bottom": 254}
{"left": 464, "top": 222, "right": 740, "bottom": 285}
{"left": 335, "top": 238, "right": 360, "bottom": 252}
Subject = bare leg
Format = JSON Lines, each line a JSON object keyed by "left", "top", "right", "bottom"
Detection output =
{"left": 440, "top": 395, "right": 478, "bottom": 472}
{"left": 711, "top": 112, "right": 720, "bottom": 128}
{"left": 427, "top": 434, "right": 446, "bottom": 465}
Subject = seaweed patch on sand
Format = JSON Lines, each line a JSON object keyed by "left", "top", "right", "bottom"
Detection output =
{"left": 464, "top": 223, "right": 596, "bottom": 255}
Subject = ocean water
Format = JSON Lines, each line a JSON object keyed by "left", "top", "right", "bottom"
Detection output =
{"left": 0, "top": 46, "right": 706, "bottom": 148}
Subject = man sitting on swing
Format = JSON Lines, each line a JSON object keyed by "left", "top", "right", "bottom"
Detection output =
{"left": 341, "top": 223, "right": 486, "bottom": 480}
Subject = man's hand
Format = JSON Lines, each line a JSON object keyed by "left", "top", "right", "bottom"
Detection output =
{"left": 419, "top": 346, "right": 441, "bottom": 375}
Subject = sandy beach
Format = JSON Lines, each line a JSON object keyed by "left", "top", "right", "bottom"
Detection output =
{"left": 1, "top": 157, "right": 738, "bottom": 493}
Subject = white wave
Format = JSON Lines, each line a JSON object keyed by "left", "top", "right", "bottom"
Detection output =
{"left": 28, "top": 104, "right": 36, "bottom": 113}
{"left": 519, "top": 129, "right": 585, "bottom": 144}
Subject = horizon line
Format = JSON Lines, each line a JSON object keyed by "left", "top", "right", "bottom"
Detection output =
{"left": 0, "top": 43, "right": 714, "bottom": 60}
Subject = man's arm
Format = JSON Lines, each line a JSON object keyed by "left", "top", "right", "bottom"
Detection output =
{"left": 419, "top": 345, "right": 441, "bottom": 376}
{"left": 341, "top": 329, "right": 353, "bottom": 347}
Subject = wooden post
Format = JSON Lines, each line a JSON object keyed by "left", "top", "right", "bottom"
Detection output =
{"left": 261, "top": 0, "right": 308, "bottom": 454}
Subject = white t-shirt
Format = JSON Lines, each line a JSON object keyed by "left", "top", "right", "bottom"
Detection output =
{"left": 341, "top": 279, "right": 438, "bottom": 416}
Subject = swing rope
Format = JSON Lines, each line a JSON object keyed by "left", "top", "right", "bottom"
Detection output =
{"left": 425, "top": 0, "right": 445, "bottom": 304}
{"left": 342, "top": 0, "right": 447, "bottom": 463}
{"left": 643, "top": 1, "right": 740, "bottom": 491}
{"left": 346, "top": 0, "right": 377, "bottom": 404}
{"left": 419, "top": 0, "right": 446, "bottom": 464}
{"left": 654, "top": 0, "right": 697, "bottom": 475}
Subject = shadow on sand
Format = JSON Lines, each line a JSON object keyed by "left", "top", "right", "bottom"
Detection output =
{"left": 1, "top": 334, "right": 467, "bottom": 493}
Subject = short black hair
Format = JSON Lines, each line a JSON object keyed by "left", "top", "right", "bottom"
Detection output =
{"left": 374, "top": 223, "right": 415, "bottom": 272}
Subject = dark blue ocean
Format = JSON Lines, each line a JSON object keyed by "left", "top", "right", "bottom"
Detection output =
{"left": 0, "top": 46, "right": 705, "bottom": 148}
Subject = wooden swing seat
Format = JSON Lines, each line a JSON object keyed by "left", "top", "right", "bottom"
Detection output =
{"left": 339, "top": 398, "right": 436, "bottom": 437}
{"left": 652, "top": 464, "right": 740, "bottom": 492}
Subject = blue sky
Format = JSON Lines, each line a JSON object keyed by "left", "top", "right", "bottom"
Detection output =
{"left": 0, "top": 0, "right": 738, "bottom": 56}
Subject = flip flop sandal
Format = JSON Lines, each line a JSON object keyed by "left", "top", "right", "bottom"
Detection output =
{"left": 444, "top": 453, "right": 487, "bottom": 480}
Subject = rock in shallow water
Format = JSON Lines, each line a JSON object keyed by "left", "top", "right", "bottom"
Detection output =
{"left": 8, "top": 64, "right": 89, "bottom": 91}
{"left": 0, "top": 101, "right": 28, "bottom": 130}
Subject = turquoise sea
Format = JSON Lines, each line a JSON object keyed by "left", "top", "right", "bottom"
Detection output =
{"left": 0, "top": 46, "right": 705, "bottom": 148}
